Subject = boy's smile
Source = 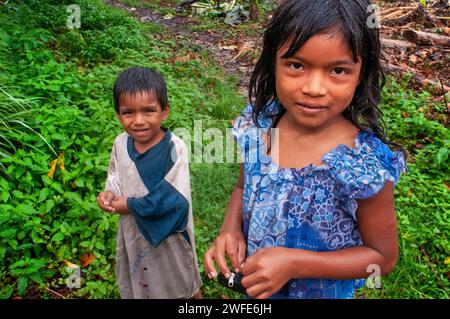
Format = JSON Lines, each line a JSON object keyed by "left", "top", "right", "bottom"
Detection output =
{"left": 117, "top": 91, "right": 169, "bottom": 153}
{"left": 275, "top": 31, "right": 362, "bottom": 131}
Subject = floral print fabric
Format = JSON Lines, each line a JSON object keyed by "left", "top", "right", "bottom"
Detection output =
{"left": 232, "top": 102, "right": 406, "bottom": 299}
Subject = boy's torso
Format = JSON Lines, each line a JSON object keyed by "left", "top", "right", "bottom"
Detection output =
{"left": 109, "top": 131, "right": 202, "bottom": 299}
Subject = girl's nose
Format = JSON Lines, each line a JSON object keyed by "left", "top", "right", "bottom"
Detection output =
{"left": 301, "top": 72, "right": 327, "bottom": 97}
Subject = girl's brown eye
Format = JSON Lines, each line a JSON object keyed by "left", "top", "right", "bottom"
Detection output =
{"left": 290, "top": 62, "right": 303, "bottom": 70}
{"left": 332, "top": 68, "right": 348, "bottom": 75}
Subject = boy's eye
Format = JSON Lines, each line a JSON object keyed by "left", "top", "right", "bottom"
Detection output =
{"left": 145, "top": 108, "right": 155, "bottom": 113}
{"left": 121, "top": 110, "right": 132, "bottom": 115}
{"left": 289, "top": 62, "right": 303, "bottom": 70}
{"left": 331, "top": 67, "right": 348, "bottom": 75}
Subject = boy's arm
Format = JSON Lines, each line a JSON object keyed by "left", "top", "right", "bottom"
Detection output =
{"left": 114, "top": 139, "right": 191, "bottom": 246}
{"left": 126, "top": 139, "right": 191, "bottom": 218}
{"left": 125, "top": 177, "right": 189, "bottom": 218}
{"left": 104, "top": 142, "right": 121, "bottom": 196}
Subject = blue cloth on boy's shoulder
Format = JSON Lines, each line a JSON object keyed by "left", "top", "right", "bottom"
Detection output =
{"left": 232, "top": 102, "right": 407, "bottom": 299}
{"left": 126, "top": 129, "right": 190, "bottom": 247}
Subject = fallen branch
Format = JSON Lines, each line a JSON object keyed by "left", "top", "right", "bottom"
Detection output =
{"left": 402, "top": 30, "right": 450, "bottom": 46}
{"left": 381, "top": 38, "right": 416, "bottom": 49}
{"left": 381, "top": 5, "right": 423, "bottom": 26}
{"left": 380, "top": 6, "right": 417, "bottom": 19}
{"left": 382, "top": 62, "right": 450, "bottom": 94}
{"left": 44, "top": 287, "right": 67, "bottom": 299}
{"left": 231, "top": 42, "right": 251, "bottom": 62}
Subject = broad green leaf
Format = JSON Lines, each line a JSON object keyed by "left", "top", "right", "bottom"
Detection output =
{"left": 9, "top": 239, "right": 18, "bottom": 250}
{"left": 1, "top": 191, "right": 8, "bottom": 203}
{"left": 16, "top": 204, "right": 35, "bottom": 215}
{"left": 0, "top": 285, "right": 13, "bottom": 299}
{"left": 0, "top": 228, "right": 16, "bottom": 238}
{"left": 437, "top": 147, "right": 448, "bottom": 164}
{"left": 38, "top": 187, "right": 51, "bottom": 203}
{"left": 80, "top": 241, "right": 90, "bottom": 248}
{"left": 45, "top": 199, "right": 55, "bottom": 213}
{"left": 17, "top": 277, "right": 28, "bottom": 296}
{"left": 0, "top": 246, "right": 6, "bottom": 261}
{"left": 95, "top": 242, "right": 105, "bottom": 250}
{"left": 29, "top": 272, "right": 43, "bottom": 284}
{"left": 52, "top": 232, "right": 65, "bottom": 242}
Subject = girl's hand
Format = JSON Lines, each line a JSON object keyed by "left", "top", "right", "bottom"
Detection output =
{"left": 97, "top": 191, "right": 116, "bottom": 212}
{"left": 240, "top": 247, "right": 295, "bottom": 299}
{"left": 203, "top": 229, "right": 247, "bottom": 280}
{"left": 110, "top": 196, "right": 129, "bottom": 214}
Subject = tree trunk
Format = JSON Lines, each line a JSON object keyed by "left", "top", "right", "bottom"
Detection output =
{"left": 249, "top": 0, "right": 259, "bottom": 20}
{"left": 402, "top": 30, "right": 450, "bottom": 46}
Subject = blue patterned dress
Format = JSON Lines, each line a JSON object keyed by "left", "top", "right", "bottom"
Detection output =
{"left": 232, "top": 102, "right": 407, "bottom": 299}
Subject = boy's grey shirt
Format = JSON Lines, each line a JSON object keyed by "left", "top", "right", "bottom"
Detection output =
{"left": 105, "top": 130, "right": 202, "bottom": 298}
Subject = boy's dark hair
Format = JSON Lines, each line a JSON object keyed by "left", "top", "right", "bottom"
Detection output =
{"left": 113, "top": 67, "right": 168, "bottom": 113}
{"left": 250, "top": 0, "right": 399, "bottom": 149}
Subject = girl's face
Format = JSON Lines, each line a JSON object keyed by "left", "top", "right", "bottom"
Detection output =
{"left": 275, "top": 32, "right": 362, "bottom": 130}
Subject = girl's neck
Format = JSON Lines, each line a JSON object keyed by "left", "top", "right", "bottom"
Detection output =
{"left": 281, "top": 112, "right": 353, "bottom": 140}
{"left": 269, "top": 112, "right": 358, "bottom": 169}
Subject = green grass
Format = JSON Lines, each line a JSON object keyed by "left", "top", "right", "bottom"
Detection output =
{"left": 355, "top": 78, "right": 450, "bottom": 299}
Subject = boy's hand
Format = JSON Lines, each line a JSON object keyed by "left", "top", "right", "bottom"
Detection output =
{"left": 111, "top": 196, "right": 129, "bottom": 215}
{"left": 97, "top": 191, "right": 116, "bottom": 212}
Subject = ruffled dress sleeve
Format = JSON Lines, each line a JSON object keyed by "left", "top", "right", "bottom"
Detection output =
{"left": 231, "top": 102, "right": 281, "bottom": 140}
{"left": 231, "top": 104, "right": 255, "bottom": 142}
{"left": 231, "top": 102, "right": 281, "bottom": 164}
{"left": 323, "top": 131, "right": 407, "bottom": 199}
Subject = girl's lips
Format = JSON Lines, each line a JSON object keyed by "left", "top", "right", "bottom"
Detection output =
{"left": 296, "top": 103, "right": 328, "bottom": 115}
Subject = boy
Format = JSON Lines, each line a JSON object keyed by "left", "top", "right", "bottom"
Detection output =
{"left": 97, "top": 67, "right": 202, "bottom": 299}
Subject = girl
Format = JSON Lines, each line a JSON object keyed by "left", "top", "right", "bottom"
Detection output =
{"left": 203, "top": 0, "right": 407, "bottom": 299}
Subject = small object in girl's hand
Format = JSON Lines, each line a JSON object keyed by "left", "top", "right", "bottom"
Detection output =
{"left": 217, "top": 272, "right": 246, "bottom": 295}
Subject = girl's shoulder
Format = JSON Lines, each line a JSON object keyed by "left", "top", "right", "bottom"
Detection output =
{"left": 231, "top": 101, "right": 280, "bottom": 138}
{"left": 322, "top": 130, "right": 407, "bottom": 199}
{"left": 233, "top": 101, "right": 280, "bottom": 128}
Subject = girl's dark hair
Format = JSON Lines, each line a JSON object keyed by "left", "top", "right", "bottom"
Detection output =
{"left": 250, "top": 0, "right": 398, "bottom": 149}
{"left": 113, "top": 67, "right": 168, "bottom": 113}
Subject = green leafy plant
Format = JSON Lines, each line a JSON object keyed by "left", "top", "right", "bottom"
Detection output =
{"left": 0, "top": 87, "right": 57, "bottom": 163}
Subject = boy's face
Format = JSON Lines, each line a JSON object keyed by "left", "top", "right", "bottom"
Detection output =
{"left": 117, "top": 91, "right": 169, "bottom": 152}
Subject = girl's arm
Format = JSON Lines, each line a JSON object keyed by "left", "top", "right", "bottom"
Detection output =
{"left": 240, "top": 182, "right": 398, "bottom": 299}
{"left": 203, "top": 164, "right": 246, "bottom": 279}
